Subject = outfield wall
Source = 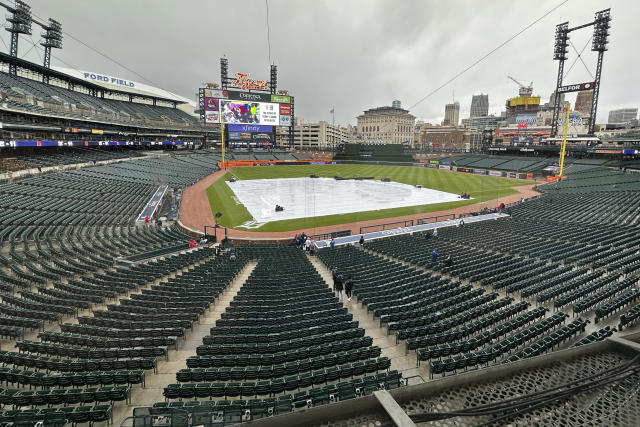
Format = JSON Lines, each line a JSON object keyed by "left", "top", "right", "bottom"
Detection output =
{"left": 219, "top": 158, "right": 332, "bottom": 168}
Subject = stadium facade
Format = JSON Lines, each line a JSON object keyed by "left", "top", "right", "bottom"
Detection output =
{"left": 0, "top": 53, "right": 211, "bottom": 149}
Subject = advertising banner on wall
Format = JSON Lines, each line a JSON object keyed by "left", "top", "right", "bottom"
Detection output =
{"left": 473, "top": 169, "right": 487, "bottom": 175}
{"left": 279, "top": 115, "right": 291, "bottom": 126}
{"left": 228, "top": 124, "right": 273, "bottom": 133}
{"left": 488, "top": 171, "right": 503, "bottom": 177}
{"left": 271, "top": 94, "right": 291, "bottom": 103}
{"left": 252, "top": 133, "right": 273, "bottom": 142}
{"left": 279, "top": 104, "right": 291, "bottom": 115}
{"left": 508, "top": 172, "right": 518, "bottom": 178}
{"left": 438, "top": 165, "right": 451, "bottom": 170}
{"left": 221, "top": 100, "right": 279, "bottom": 125}
{"left": 229, "top": 141, "right": 274, "bottom": 148}
{"left": 204, "top": 89, "right": 227, "bottom": 99}
{"left": 226, "top": 90, "right": 271, "bottom": 103}
{"left": 510, "top": 137, "right": 534, "bottom": 144}
{"left": 204, "top": 97, "right": 220, "bottom": 123}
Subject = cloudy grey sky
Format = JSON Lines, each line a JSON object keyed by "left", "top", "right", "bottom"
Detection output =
{"left": 7, "top": 0, "right": 637, "bottom": 125}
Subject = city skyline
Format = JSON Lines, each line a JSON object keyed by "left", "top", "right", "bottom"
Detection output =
{"left": 15, "top": 0, "right": 639, "bottom": 126}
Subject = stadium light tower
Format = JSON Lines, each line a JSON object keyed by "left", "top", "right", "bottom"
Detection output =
{"left": 270, "top": 64, "right": 277, "bottom": 94}
{"left": 550, "top": 22, "right": 569, "bottom": 138}
{"left": 4, "top": 0, "right": 32, "bottom": 75}
{"left": 550, "top": 9, "right": 610, "bottom": 137}
{"left": 220, "top": 57, "right": 229, "bottom": 90}
{"left": 589, "top": 8, "right": 610, "bottom": 135}
{"left": 40, "top": 18, "right": 62, "bottom": 82}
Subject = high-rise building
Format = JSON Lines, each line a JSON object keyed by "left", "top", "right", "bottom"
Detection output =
{"left": 470, "top": 94, "right": 489, "bottom": 117}
{"left": 575, "top": 91, "right": 593, "bottom": 115}
{"left": 357, "top": 101, "right": 415, "bottom": 144}
{"left": 608, "top": 108, "right": 638, "bottom": 124}
{"left": 549, "top": 91, "right": 565, "bottom": 108}
{"left": 444, "top": 102, "right": 460, "bottom": 127}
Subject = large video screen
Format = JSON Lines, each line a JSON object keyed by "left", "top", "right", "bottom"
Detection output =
{"left": 221, "top": 100, "right": 279, "bottom": 125}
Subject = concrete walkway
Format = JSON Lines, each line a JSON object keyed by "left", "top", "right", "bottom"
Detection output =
{"left": 113, "top": 260, "right": 257, "bottom": 426}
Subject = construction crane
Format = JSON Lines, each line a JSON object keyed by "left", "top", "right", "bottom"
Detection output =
{"left": 507, "top": 76, "right": 533, "bottom": 97}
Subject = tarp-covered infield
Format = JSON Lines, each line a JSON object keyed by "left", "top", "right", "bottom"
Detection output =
{"left": 228, "top": 177, "right": 466, "bottom": 226}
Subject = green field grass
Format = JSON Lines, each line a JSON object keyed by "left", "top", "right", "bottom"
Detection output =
{"left": 205, "top": 164, "right": 531, "bottom": 232}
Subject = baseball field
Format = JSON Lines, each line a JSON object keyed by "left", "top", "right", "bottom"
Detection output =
{"left": 205, "top": 164, "right": 530, "bottom": 232}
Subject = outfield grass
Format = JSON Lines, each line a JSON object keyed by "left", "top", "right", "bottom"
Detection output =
{"left": 205, "top": 164, "right": 531, "bottom": 232}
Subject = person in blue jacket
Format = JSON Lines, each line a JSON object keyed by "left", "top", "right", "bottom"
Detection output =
{"left": 431, "top": 249, "right": 439, "bottom": 263}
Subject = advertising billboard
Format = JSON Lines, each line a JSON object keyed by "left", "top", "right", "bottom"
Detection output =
{"left": 279, "top": 104, "right": 291, "bottom": 115}
{"left": 252, "top": 133, "right": 273, "bottom": 142}
{"left": 229, "top": 141, "right": 274, "bottom": 148}
{"left": 226, "top": 90, "right": 271, "bottom": 103}
{"left": 204, "top": 89, "right": 227, "bottom": 99}
{"left": 221, "top": 100, "right": 279, "bottom": 125}
{"left": 279, "top": 115, "right": 291, "bottom": 126}
{"left": 271, "top": 94, "right": 291, "bottom": 103}
{"left": 228, "top": 124, "right": 273, "bottom": 133}
{"left": 204, "top": 97, "right": 220, "bottom": 124}
{"left": 558, "top": 82, "right": 595, "bottom": 93}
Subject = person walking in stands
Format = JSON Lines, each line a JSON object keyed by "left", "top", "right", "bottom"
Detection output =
{"left": 335, "top": 273, "right": 344, "bottom": 301}
{"left": 359, "top": 235, "right": 365, "bottom": 251}
{"left": 345, "top": 275, "right": 354, "bottom": 302}
{"left": 433, "top": 227, "right": 438, "bottom": 238}
{"left": 331, "top": 267, "right": 339, "bottom": 291}
{"left": 330, "top": 238, "right": 335, "bottom": 250}
{"left": 458, "top": 218, "right": 464, "bottom": 227}
{"left": 230, "top": 251, "right": 236, "bottom": 261}
{"left": 294, "top": 234, "right": 300, "bottom": 248}
{"left": 431, "top": 248, "right": 439, "bottom": 263}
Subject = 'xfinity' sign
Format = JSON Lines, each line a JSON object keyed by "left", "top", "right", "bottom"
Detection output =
{"left": 83, "top": 72, "right": 135, "bottom": 88}
{"left": 228, "top": 124, "right": 273, "bottom": 133}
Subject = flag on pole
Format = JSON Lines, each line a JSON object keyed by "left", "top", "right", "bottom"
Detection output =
{"left": 329, "top": 108, "right": 334, "bottom": 114}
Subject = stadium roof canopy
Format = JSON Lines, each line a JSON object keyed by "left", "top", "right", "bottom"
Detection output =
{"left": 0, "top": 52, "right": 185, "bottom": 106}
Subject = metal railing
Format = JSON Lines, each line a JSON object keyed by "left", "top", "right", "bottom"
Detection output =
{"left": 416, "top": 213, "right": 455, "bottom": 225}
{"left": 360, "top": 219, "right": 414, "bottom": 235}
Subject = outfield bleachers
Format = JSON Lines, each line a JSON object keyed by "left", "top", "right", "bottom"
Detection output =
{"left": 334, "top": 144, "right": 413, "bottom": 163}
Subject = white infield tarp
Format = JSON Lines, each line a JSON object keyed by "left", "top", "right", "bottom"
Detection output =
{"left": 227, "top": 177, "right": 465, "bottom": 225}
